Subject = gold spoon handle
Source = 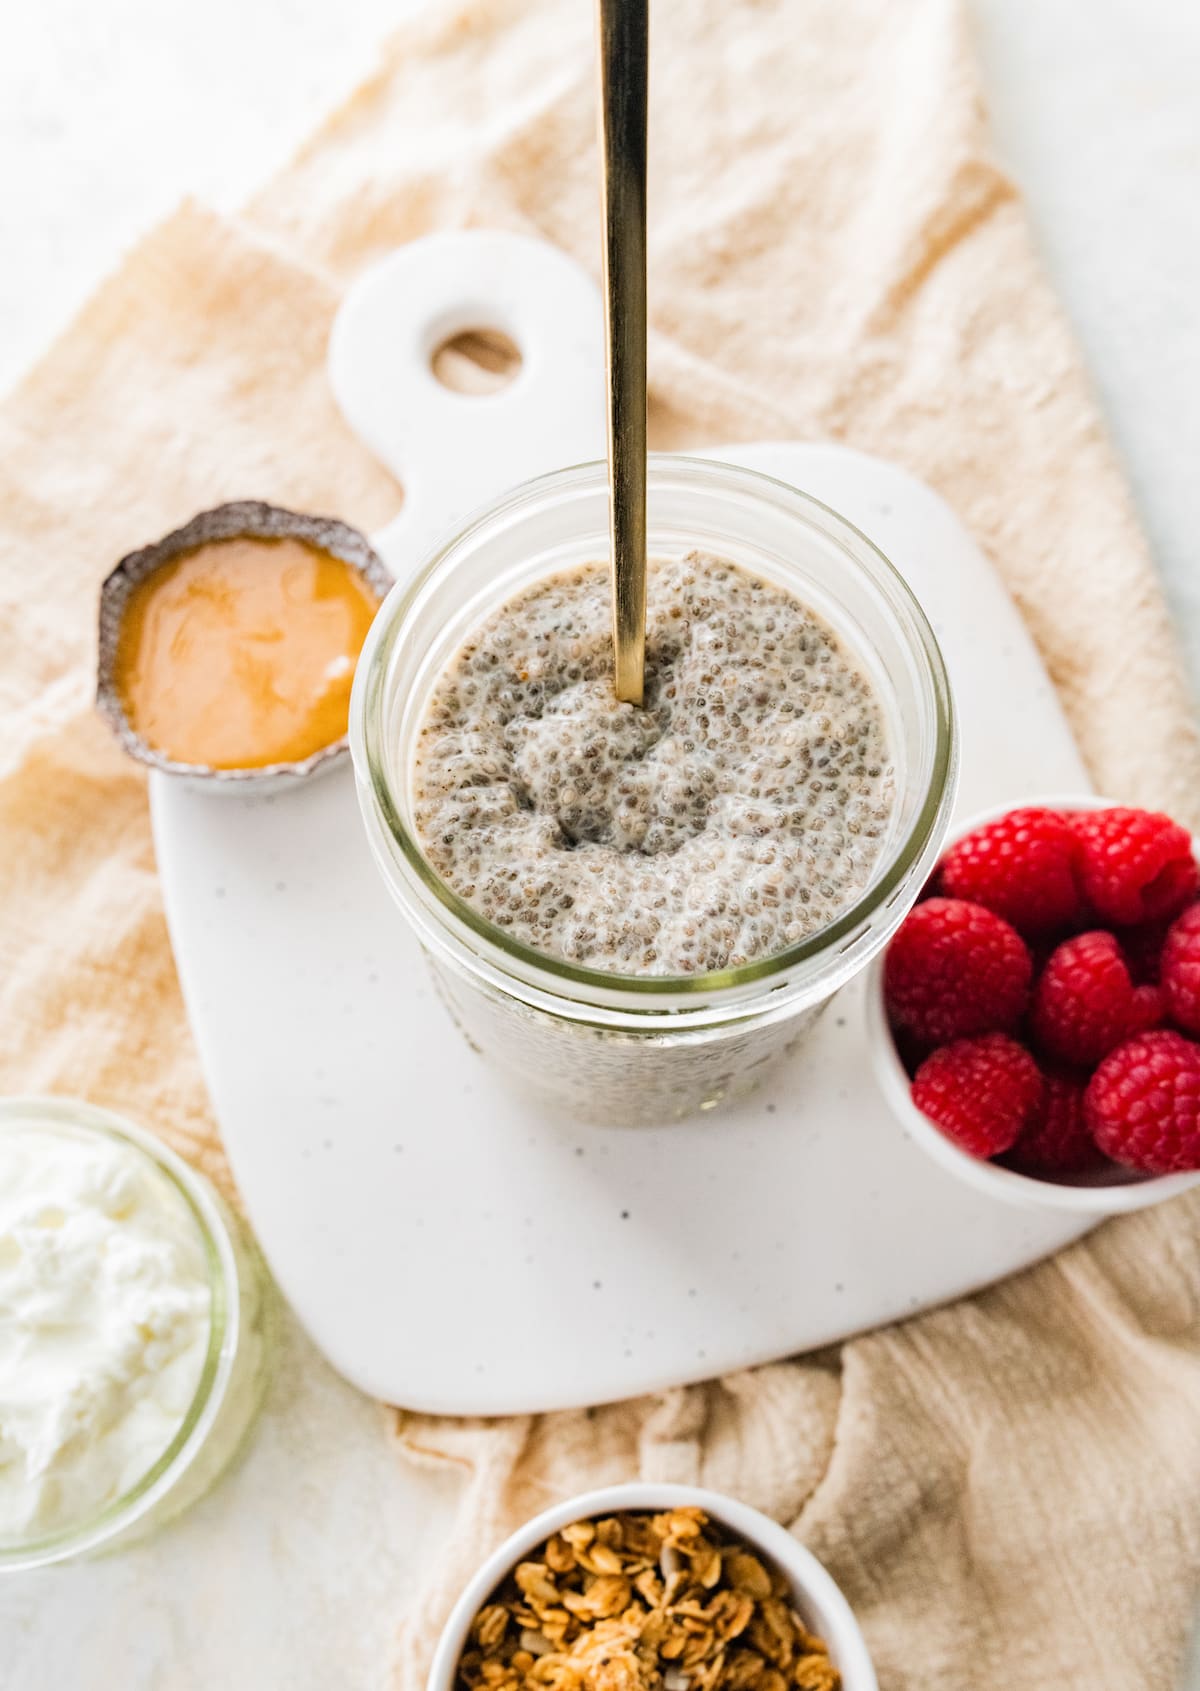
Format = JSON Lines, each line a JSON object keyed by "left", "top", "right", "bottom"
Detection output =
{"left": 597, "top": 0, "right": 649, "bottom": 706}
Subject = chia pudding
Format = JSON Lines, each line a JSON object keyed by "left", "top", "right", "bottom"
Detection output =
{"left": 413, "top": 550, "right": 895, "bottom": 977}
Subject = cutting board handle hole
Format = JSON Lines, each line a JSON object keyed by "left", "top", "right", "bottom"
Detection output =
{"left": 431, "top": 327, "right": 522, "bottom": 395}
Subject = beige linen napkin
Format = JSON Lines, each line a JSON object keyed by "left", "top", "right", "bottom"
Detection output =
{"left": 2, "top": 0, "right": 1200, "bottom": 1685}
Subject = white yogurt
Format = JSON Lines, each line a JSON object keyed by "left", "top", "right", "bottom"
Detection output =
{"left": 0, "top": 1120, "right": 212, "bottom": 1543}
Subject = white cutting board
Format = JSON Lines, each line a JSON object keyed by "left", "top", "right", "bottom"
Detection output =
{"left": 151, "top": 233, "right": 1092, "bottom": 1414}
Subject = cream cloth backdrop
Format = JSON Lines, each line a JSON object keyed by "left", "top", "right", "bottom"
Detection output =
{"left": 2, "top": 0, "right": 1199, "bottom": 1686}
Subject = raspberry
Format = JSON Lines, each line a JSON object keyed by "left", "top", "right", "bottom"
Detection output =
{"left": 1161, "top": 904, "right": 1200, "bottom": 1036}
{"left": 884, "top": 899, "right": 1032, "bottom": 1046}
{"left": 1084, "top": 1030, "right": 1200, "bottom": 1174}
{"left": 1132, "top": 983, "right": 1166, "bottom": 1030}
{"left": 1008, "top": 1071, "right": 1096, "bottom": 1176}
{"left": 911, "top": 1035, "right": 1044, "bottom": 1159}
{"left": 938, "top": 807, "right": 1083, "bottom": 934}
{"left": 1116, "top": 914, "right": 1178, "bottom": 985}
{"left": 1070, "top": 807, "right": 1198, "bottom": 925}
{"left": 1030, "top": 931, "right": 1162, "bottom": 1066}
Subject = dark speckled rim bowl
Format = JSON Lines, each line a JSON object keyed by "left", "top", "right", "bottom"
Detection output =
{"left": 97, "top": 501, "right": 391, "bottom": 793}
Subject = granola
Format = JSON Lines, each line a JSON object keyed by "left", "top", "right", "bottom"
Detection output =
{"left": 456, "top": 1509, "right": 841, "bottom": 1691}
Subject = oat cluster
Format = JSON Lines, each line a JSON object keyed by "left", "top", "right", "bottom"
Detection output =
{"left": 414, "top": 552, "right": 893, "bottom": 975}
{"left": 457, "top": 1508, "right": 841, "bottom": 1691}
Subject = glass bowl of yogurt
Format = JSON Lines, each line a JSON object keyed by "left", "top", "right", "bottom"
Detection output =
{"left": 0, "top": 1097, "right": 274, "bottom": 1571}
{"left": 352, "top": 456, "right": 957, "bottom": 1123}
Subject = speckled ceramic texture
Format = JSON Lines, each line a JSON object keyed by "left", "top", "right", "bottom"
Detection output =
{"left": 96, "top": 501, "right": 391, "bottom": 789}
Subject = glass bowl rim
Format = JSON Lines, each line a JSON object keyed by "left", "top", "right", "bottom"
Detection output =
{"left": 354, "top": 454, "right": 956, "bottom": 999}
{"left": 0, "top": 1095, "right": 240, "bottom": 1571}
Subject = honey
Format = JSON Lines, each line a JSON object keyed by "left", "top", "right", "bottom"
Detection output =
{"left": 112, "top": 535, "right": 381, "bottom": 770}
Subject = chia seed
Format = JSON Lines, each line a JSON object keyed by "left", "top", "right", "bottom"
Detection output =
{"left": 413, "top": 551, "right": 894, "bottom": 975}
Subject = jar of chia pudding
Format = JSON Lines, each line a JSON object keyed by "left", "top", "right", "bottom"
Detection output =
{"left": 351, "top": 456, "right": 956, "bottom": 1124}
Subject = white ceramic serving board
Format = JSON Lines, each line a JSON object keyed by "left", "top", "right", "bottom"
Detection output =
{"left": 152, "top": 233, "right": 1093, "bottom": 1414}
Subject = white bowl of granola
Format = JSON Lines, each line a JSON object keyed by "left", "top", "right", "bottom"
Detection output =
{"left": 427, "top": 1484, "right": 876, "bottom": 1691}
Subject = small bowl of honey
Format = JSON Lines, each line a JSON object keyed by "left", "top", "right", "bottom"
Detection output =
{"left": 97, "top": 501, "right": 390, "bottom": 790}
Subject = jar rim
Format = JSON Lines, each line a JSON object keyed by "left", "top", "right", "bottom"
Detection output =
{"left": 0, "top": 1095, "right": 239, "bottom": 1571}
{"left": 353, "top": 455, "right": 956, "bottom": 1003}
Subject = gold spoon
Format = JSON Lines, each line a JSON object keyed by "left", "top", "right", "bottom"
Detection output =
{"left": 597, "top": 0, "right": 649, "bottom": 705}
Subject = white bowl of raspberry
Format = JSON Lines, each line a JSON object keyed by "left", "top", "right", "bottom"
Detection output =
{"left": 868, "top": 794, "right": 1200, "bottom": 1214}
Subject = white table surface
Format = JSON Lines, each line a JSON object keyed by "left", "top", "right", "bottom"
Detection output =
{"left": 2, "top": 2, "right": 1198, "bottom": 1686}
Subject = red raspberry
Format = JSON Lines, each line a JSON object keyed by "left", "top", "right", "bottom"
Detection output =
{"left": 1084, "top": 1030, "right": 1200, "bottom": 1174}
{"left": 1070, "top": 807, "right": 1198, "bottom": 925}
{"left": 1030, "top": 931, "right": 1163, "bottom": 1066}
{"left": 1008, "top": 1071, "right": 1096, "bottom": 1176}
{"left": 1132, "top": 983, "right": 1166, "bottom": 1029}
{"left": 1116, "top": 914, "right": 1178, "bottom": 985}
{"left": 1161, "top": 904, "right": 1200, "bottom": 1036}
{"left": 884, "top": 899, "right": 1032, "bottom": 1046}
{"left": 911, "top": 1034, "right": 1044, "bottom": 1159}
{"left": 938, "top": 807, "right": 1083, "bottom": 934}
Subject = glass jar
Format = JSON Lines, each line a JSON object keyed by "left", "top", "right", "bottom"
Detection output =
{"left": 0, "top": 1097, "right": 275, "bottom": 1570}
{"left": 351, "top": 456, "right": 956, "bottom": 1124}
